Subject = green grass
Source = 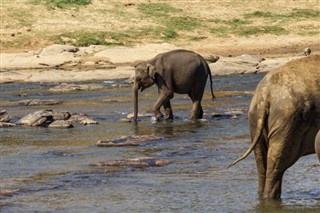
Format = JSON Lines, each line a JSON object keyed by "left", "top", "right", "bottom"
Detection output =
{"left": 246, "top": 9, "right": 320, "bottom": 19}
{"left": 162, "top": 16, "right": 201, "bottom": 31}
{"left": 31, "top": 0, "right": 91, "bottom": 9}
{"left": 54, "top": 32, "right": 124, "bottom": 47}
{"left": 137, "top": 2, "right": 200, "bottom": 40}
{"left": 237, "top": 25, "right": 286, "bottom": 36}
{"left": 209, "top": 19, "right": 286, "bottom": 37}
{"left": 137, "top": 3, "right": 182, "bottom": 17}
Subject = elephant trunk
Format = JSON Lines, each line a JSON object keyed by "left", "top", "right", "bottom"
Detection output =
{"left": 133, "top": 84, "right": 139, "bottom": 121}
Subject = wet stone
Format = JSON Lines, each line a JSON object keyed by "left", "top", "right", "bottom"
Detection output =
{"left": 96, "top": 135, "right": 163, "bottom": 147}
{"left": 0, "top": 113, "right": 10, "bottom": 122}
{"left": 0, "top": 122, "right": 16, "bottom": 128}
{"left": 212, "top": 109, "right": 246, "bottom": 119}
{"left": 17, "top": 109, "right": 54, "bottom": 126}
{"left": 48, "top": 120, "right": 73, "bottom": 128}
{"left": 127, "top": 112, "right": 154, "bottom": 120}
{"left": 90, "top": 157, "right": 170, "bottom": 168}
{"left": 52, "top": 111, "right": 71, "bottom": 120}
{"left": 68, "top": 113, "right": 98, "bottom": 125}
{"left": 17, "top": 99, "right": 62, "bottom": 106}
{"left": 49, "top": 83, "right": 104, "bottom": 92}
{"left": 16, "top": 110, "right": 97, "bottom": 127}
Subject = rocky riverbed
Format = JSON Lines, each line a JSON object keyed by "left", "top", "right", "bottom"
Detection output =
{"left": 0, "top": 43, "right": 311, "bottom": 83}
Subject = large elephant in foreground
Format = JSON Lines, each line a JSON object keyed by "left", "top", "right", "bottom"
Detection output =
{"left": 229, "top": 54, "right": 320, "bottom": 199}
{"left": 316, "top": 130, "right": 320, "bottom": 161}
{"left": 133, "top": 49, "right": 215, "bottom": 121}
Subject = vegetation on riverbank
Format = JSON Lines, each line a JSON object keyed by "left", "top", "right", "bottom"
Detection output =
{"left": 1, "top": 0, "right": 319, "bottom": 53}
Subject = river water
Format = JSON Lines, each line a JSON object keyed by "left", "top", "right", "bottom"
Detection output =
{"left": 0, "top": 73, "right": 319, "bottom": 212}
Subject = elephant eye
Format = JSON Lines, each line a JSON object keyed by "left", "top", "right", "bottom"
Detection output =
{"left": 136, "top": 77, "right": 142, "bottom": 82}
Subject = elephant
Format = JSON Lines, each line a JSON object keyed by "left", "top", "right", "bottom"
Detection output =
{"left": 132, "top": 49, "right": 216, "bottom": 121}
{"left": 229, "top": 54, "right": 320, "bottom": 199}
{"left": 316, "top": 130, "right": 320, "bottom": 161}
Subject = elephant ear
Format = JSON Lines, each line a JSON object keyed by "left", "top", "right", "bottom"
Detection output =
{"left": 147, "top": 64, "right": 157, "bottom": 79}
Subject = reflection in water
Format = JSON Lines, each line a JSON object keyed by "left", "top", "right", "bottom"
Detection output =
{"left": 1, "top": 74, "right": 319, "bottom": 212}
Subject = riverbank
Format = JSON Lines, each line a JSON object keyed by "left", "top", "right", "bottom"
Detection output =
{"left": 0, "top": 43, "right": 314, "bottom": 84}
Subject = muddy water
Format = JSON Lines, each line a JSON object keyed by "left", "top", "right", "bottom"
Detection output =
{"left": 1, "top": 74, "right": 319, "bottom": 212}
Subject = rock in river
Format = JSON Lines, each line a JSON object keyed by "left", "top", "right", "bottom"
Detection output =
{"left": 17, "top": 109, "right": 54, "bottom": 126}
{"left": 17, "top": 110, "right": 97, "bottom": 127}
{"left": 90, "top": 157, "right": 170, "bottom": 168}
{"left": 48, "top": 120, "right": 73, "bottom": 128}
{"left": 18, "top": 99, "right": 62, "bottom": 106}
{"left": 0, "top": 108, "right": 11, "bottom": 122}
{"left": 68, "top": 113, "right": 98, "bottom": 125}
{"left": 96, "top": 135, "right": 163, "bottom": 147}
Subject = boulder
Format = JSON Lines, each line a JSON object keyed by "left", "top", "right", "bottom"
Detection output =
{"left": 17, "top": 109, "right": 53, "bottom": 126}
{"left": 209, "top": 54, "right": 263, "bottom": 75}
{"left": 39, "top": 44, "right": 79, "bottom": 56}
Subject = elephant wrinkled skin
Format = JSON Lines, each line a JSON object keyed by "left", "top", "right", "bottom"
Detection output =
{"left": 133, "top": 49, "right": 215, "bottom": 121}
{"left": 230, "top": 54, "right": 320, "bottom": 199}
{"left": 316, "top": 130, "right": 320, "bottom": 161}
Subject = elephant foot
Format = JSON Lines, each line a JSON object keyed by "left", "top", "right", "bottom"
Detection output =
{"left": 165, "top": 114, "right": 173, "bottom": 120}
{"left": 155, "top": 112, "right": 164, "bottom": 121}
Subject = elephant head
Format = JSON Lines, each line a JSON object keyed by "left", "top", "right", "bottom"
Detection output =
{"left": 133, "top": 62, "right": 156, "bottom": 121}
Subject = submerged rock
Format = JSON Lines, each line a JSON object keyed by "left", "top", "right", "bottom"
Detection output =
{"left": 211, "top": 108, "right": 246, "bottom": 119}
{"left": 48, "top": 120, "right": 73, "bottom": 128}
{"left": 90, "top": 157, "right": 170, "bottom": 168}
{"left": 18, "top": 99, "right": 62, "bottom": 106}
{"left": 126, "top": 112, "right": 154, "bottom": 120}
{"left": 96, "top": 135, "right": 163, "bottom": 147}
{"left": 49, "top": 83, "right": 104, "bottom": 92}
{"left": 68, "top": 113, "right": 98, "bottom": 125}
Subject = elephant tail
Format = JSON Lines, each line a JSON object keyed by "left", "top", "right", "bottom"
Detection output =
{"left": 199, "top": 54, "right": 215, "bottom": 101}
{"left": 208, "top": 70, "right": 215, "bottom": 101}
{"left": 227, "top": 100, "right": 268, "bottom": 168}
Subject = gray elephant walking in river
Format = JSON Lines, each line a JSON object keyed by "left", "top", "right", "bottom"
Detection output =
{"left": 316, "top": 130, "right": 320, "bottom": 161}
{"left": 132, "top": 49, "right": 216, "bottom": 121}
{"left": 229, "top": 54, "right": 320, "bottom": 199}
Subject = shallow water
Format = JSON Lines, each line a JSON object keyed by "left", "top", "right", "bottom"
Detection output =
{"left": 0, "top": 74, "right": 319, "bottom": 212}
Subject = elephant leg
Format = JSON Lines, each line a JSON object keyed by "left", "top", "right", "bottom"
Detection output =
{"left": 253, "top": 135, "right": 268, "bottom": 198}
{"left": 154, "top": 89, "right": 174, "bottom": 120}
{"left": 263, "top": 126, "right": 303, "bottom": 199}
{"left": 162, "top": 100, "right": 173, "bottom": 120}
{"left": 188, "top": 86, "right": 205, "bottom": 120}
{"left": 250, "top": 108, "right": 268, "bottom": 198}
